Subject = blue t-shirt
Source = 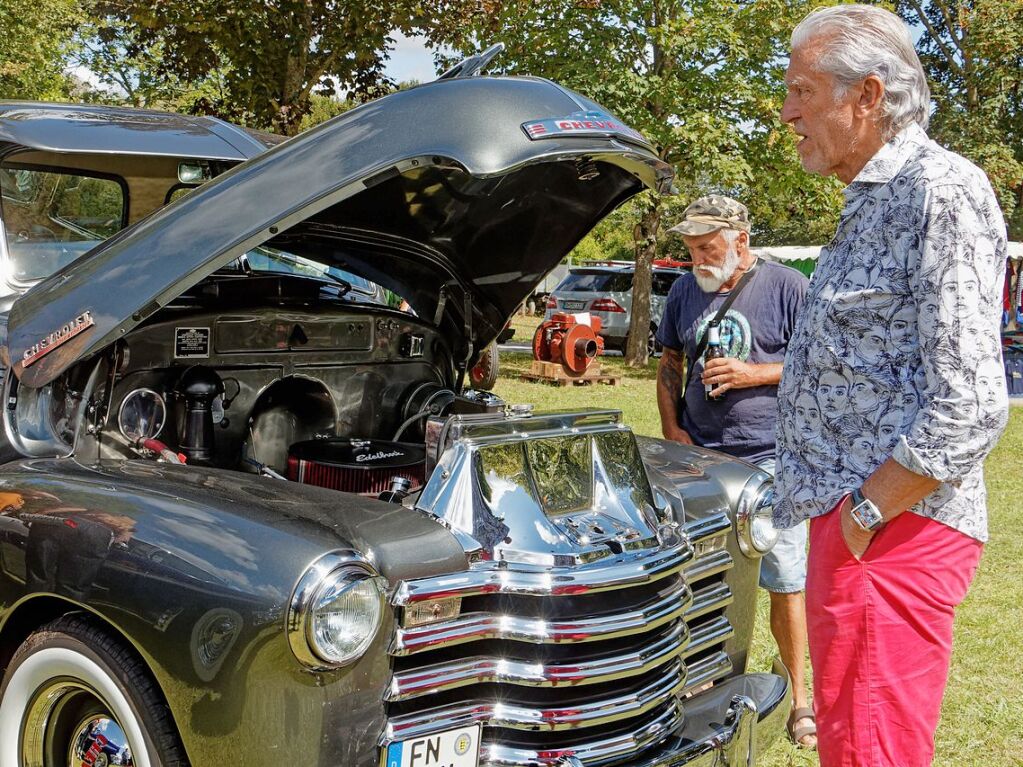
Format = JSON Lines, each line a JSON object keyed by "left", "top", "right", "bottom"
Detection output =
{"left": 656, "top": 260, "right": 807, "bottom": 464}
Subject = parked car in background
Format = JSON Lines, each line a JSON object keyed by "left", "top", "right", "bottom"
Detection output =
{"left": 0, "top": 73, "right": 788, "bottom": 767}
{"left": 544, "top": 259, "right": 691, "bottom": 354}
{"left": 524, "top": 263, "right": 570, "bottom": 315}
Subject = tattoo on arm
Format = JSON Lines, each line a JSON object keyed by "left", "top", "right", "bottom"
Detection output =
{"left": 658, "top": 348, "right": 686, "bottom": 398}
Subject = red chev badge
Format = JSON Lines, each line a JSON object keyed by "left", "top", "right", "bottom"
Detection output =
{"left": 22, "top": 310, "right": 95, "bottom": 368}
{"left": 521, "top": 110, "right": 646, "bottom": 142}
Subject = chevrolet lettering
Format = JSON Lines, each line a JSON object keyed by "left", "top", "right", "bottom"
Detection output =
{"left": 0, "top": 51, "right": 787, "bottom": 767}
{"left": 20, "top": 310, "right": 95, "bottom": 367}
{"left": 521, "top": 110, "right": 647, "bottom": 143}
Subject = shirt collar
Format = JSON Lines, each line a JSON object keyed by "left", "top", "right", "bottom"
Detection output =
{"left": 849, "top": 122, "right": 929, "bottom": 187}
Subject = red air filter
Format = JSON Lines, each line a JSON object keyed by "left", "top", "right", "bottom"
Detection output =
{"left": 287, "top": 438, "right": 426, "bottom": 496}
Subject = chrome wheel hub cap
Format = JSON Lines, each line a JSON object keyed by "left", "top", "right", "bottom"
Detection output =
{"left": 69, "top": 716, "right": 133, "bottom": 767}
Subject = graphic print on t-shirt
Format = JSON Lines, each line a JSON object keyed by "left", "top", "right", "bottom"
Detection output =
{"left": 696, "top": 310, "right": 752, "bottom": 361}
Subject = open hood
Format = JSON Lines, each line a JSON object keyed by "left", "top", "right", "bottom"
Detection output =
{"left": 6, "top": 77, "right": 672, "bottom": 388}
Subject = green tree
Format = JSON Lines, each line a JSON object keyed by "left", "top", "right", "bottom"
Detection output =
{"left": 95, "top": 0, "right": 423, "bottom": 134}
{"left": 297, "top": 93, "right": 359, "bottom": 131}
{"left": 72, "top": 12, "right": 224, "bottom": 112}
{"left": 899, "top": 0, "right": 1023, "bottom": 237}
{"left": 0, "top": 0, "right": 81, "bottom": 99}
{"left": 433, "top": 0, "right": 838, "bottom": 365}
{"left": 570, "top": 204, "right": 643, "bottom": 264}
{"left": 738, "top": 125, "right": 844, "bottom": 246}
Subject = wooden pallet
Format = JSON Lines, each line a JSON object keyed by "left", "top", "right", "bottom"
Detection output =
{"left": 521, "top": 359, "right": 620, "bottom": 387}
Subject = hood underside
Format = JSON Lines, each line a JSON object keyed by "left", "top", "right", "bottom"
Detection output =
{"left": 6, "top": 77, "right": 672, "bottom": 388}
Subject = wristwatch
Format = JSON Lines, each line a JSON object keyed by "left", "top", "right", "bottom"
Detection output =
{"left": 849, "top": 488, "right": 884, "bottom": 532}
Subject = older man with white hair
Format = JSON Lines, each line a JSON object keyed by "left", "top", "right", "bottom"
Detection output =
{"left": 775, "top": 5, "right": 1009, "bottom": 765}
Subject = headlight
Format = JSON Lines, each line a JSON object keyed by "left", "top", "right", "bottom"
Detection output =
{"left": 288, "top": 551, "right": 386, "bottom": 669}
{"left": 736, "top": 478, "right": 779, "bottom": 558}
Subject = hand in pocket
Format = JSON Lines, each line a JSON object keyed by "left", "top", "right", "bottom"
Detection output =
{"left": 838, "top": 495, "right": 877, "bottom": 560}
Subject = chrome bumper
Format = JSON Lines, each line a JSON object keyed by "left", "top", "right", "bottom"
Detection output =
{"left": 479, "top": 665, "right": 789, "bottom": 767}
{"left": 633, "top": 664, "right": 790, "bottom": 767}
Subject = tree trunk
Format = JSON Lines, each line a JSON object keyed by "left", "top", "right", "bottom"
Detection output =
{"left": 624, "top": 199, "right": 661, "bottom": 367}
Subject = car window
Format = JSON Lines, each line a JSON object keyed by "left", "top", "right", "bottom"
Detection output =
{"left": 1, "top": 164, "right": 126, "bottom": 284}
{"left": 558, "top": 270, "right": 633, "bottom": 293}
{"left": 652, "top": 271, "right": 685, "bottom": 296}
{"left": 166, "top": 185, "right": 198, "bottom": 204}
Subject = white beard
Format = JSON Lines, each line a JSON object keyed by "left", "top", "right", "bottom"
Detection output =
{"left": 694, "top": 245, "right": 740, "bottom": 292}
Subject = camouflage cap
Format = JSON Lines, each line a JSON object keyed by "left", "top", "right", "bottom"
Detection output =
{"left": 668, "top": 195, "right": 751, "bottom": 236}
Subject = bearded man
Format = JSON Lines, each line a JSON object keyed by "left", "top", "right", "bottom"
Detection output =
{"left": 775, "top": 5, "right": 1009, "bottom": 765}
{"left": 655, "top": 195, "right": 814, "bottom": 748}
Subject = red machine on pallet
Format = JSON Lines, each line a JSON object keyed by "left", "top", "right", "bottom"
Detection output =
{"left": 532, "top": 313, "right": 604, "bottom": 375}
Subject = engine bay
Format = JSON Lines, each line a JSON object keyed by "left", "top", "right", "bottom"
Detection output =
{"left": 3, "top": 273, "right": 507, "bottom": 502}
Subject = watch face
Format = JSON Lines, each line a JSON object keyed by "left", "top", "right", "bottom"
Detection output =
{"left": 852, "top": 499, "right": 883, "bottom": 531}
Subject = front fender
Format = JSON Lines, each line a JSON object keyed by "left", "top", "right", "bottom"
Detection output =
{"left": 0, "top": 457, "right": 467, "bottom": 767}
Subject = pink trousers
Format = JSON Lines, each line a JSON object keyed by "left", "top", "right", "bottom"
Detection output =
{"left": 806, "top": 504, "right": 983, "bottom": 767}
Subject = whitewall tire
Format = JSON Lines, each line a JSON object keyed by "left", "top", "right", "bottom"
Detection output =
{"left": 0, "top": 615, "right": 186, "bottom": 767}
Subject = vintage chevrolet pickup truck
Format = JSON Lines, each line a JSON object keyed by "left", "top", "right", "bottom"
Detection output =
{"left": 0, "top": 58, "right": 788, "bottom": 767}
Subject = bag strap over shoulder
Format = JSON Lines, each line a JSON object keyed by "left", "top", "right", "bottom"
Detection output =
{"left": 681, "top": 259, "right": 760, "bottom": 399}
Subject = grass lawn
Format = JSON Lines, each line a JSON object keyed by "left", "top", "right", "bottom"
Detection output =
{"left": 491, "top": 325, "right": 1023, "bottom": 766}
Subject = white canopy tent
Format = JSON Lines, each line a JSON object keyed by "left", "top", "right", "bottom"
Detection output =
{"left": 752, "top": 246, "right": 823, "bottom": 262}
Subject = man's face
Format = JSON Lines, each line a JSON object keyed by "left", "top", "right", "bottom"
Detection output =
{"left": 976, "top": 358, "right": 1004, "bottom": 411}
{"left": 918, "top": 291, "right": 941, "bottom": 337}
{"left": 816, "top": 370, "right": 850, "bottom": 417}
{"left": 876, "top": 409, "right": 902, "bottom": 451}
{"left": 850, "top": 374, "right": 880, "bottom": 414}
{"left": 941, "top": 270, "right": 980, "bottom": 319}
{"left": 889, "top": 305, "right": 915, "bottom": 353}
{"left": 781, "top": 43, "right": 860, "bottom": 179}
{"left": 794, "top": 393, "right": 822, "bottom": 440}
{"left": 682, "top": 230, "right": 741, "bottom": 293}
{"left": 854, "top": 326, "right": 886, "bottom": 363}
{"left": 848, "top": 434, "right": 875, "bottom": 472}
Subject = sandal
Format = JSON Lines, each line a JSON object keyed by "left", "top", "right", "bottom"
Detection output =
{"left": 787, "top": 706, "right": 817, "bottom": 750}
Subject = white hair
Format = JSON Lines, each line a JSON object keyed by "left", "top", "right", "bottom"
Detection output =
{"left": 721, "top": 228, "right": 749, "bottom": 253}
{"left": 791, "top": 4, "right": 930, "bottom": 139}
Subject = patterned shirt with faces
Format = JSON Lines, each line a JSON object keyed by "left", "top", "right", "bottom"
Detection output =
{"left": 774, "top": 123, "right": 1009, "bottom": 541}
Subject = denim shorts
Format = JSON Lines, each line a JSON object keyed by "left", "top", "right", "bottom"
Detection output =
{"left": 756, "top": 459, "right": 807, "bottom": 593}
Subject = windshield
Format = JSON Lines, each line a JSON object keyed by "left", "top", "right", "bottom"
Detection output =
{"left": 235, "top": 247, "right": 384, "bottom": 301}
{"left": 0, "top": 164, "right": 126, "bottom": 284}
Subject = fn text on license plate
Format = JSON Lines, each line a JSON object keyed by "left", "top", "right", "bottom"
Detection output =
{"left": 384, "top": 725, "right": 481, "bottom": 767}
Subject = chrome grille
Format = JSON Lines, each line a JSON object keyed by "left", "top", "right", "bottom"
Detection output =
{"left": 681, "top": 512, "right": 735, "bottom": 695}
{"left": 386, "top": 543, "right": 694, "bottom": 767}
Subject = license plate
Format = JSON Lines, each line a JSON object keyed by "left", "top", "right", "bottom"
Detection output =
{"left": 562, "top": 300, "right": 586, "bottom": 310}
{"left": 384, "top": 725, "right": 481, "bottom": 767}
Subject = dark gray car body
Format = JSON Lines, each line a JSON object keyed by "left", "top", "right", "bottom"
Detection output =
{"left": 0, "top": 77, "right": 786, "bottom": 767}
